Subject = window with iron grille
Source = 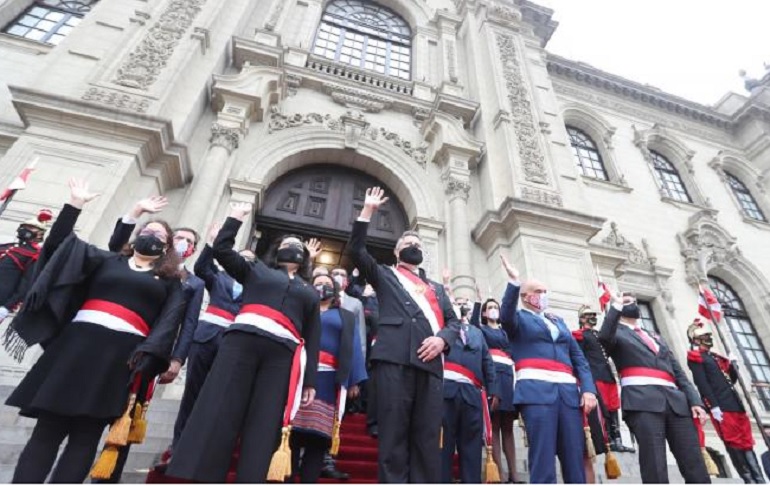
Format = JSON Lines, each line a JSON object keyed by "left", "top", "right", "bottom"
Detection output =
{"left": 638, "top": 301, "right": 659, "bottom": 334}
{"left": 649, "top": 150, "right": 692, "bottom": 203}
{"left": 726, "top": 172, "right": 766, "bottom": 222}
{"left": 312, "top": 0, "right": 411, "bottom": 80}
{"left": 567, "top": 126, "right": 609, "bottom": 181}
{"left": 3, "top": 0, "right": 98, "bottom": 45}
{"left": 709, "top": 276, "right": 770, "bottom": 410}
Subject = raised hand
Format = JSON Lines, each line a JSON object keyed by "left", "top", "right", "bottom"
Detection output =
{"left": 442, "top": 268, "right": 451, "bottom": 286}
{"left": 475, "top": 282, "right": 483, "bottom": 302}
{"left": 207, "top": 221, "right": 221, "bottom": 246}
{"left": 68, "top": 178, "right": 100, "bottom": 209}
{"left": 229, "top": 201, "right": 253, "bottom": 221}
{"left": 130, "top": 196, "right": 168, "bottom": 219}
{"left": 359, "top": 187, "right": 389, "bottom": 220}
{"left": 499, "top": 254, "right": 520, "bottom": 282}
{"left": 305, "top": 238, "right": 322, "bottom": 260}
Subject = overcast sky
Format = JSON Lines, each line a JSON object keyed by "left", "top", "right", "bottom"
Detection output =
{"left": 535, "top": 0, "right": 769, "bottom": 107}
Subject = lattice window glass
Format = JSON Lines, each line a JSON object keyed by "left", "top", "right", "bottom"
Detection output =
{"left": 650, "top": 150, "right": 692, "bottom": 203}
{"left": 638, "top": 301, "right": 659, "bottom": 334}
{"left": 726, "top": 172, "right": 766, "bottom": 222}
{"left": 3, "top": 0, "right": 97, "bottom": 45}
{"left": 709, "top": 276, "right": 770, "bottom": 410}
{"left": 567, "top": 126, "right": 608, "bottom": 181}
{"left": 312, "top": 0, "right": 411, "bottom": 80}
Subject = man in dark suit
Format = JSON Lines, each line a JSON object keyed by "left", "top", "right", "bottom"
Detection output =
{"left": 499, "top": 255, "right": 597, "bottom": 484}
{"left": 599, "top": 293, "right": 710, "bottom": 483}
{"left": 349, "top": 187, "right": 459, "bottom": 483}
{"left": 687, "top": 319, "right": 765, "bottom": 483}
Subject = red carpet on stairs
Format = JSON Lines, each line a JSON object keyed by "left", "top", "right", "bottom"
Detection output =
{"left": 146, "top": 413, "right": 457, "bottom": 483}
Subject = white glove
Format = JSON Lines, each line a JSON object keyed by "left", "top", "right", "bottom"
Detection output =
{"left": 711, "top": 406, "right": 723, "bottom": 422}
{"left": 0, "top": 306, "right": 9, "bottom": 321}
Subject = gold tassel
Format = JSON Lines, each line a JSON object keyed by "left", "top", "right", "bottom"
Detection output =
{"left": 439, "top": 426, "right": 443, "bottom": 449}
{"left": 584, "top": 426, "right": 596, "bottom": 462}
{"left": 128, "top": 402, "right": 148, "bottom": 444}
{"left": 604, "top": 444, "right": 622, "bottom": 479}
{"left": 519, "top": 418, "right": 528, "bottom": 448}
{"left": 90, "top": 445, "right": 119, "bottom": 480}
{"left": 702, "top": 448, "right": 719, "bottom": 476}
{"left": 483, "top": 445, "right": 501, "bottom": 483}
{"left": 266, "top": 426, "right": 292, "bottom": 482}
{"left": 105, "top": 393, "right": 136, "bottom": 447}
{"left": 330, "top": 412, "right": 341, "bottom": 456}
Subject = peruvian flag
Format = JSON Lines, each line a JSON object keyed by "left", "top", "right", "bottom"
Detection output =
{"left": 0, "top": 158, "right": 38, "bottom": 202}
{"left": 698, "top": 284, "right": 723, "bottom": 323}
{"left": 598, "top": 279, "right": 612, "bottom": 310}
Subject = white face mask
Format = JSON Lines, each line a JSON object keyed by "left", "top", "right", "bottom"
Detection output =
{"left": 174, "top": 240, "right": 189, "bottom": 257}
{"left": 333, "top": 275, "right": 346, "bottom": 288}
{"left": 487, "top": 308, "right": 500, "bottom": 321}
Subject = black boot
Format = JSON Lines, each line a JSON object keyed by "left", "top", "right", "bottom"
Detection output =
{"left": 727, "top": 447, "right": 755, "bottom": 483}
{"left": 746, "top": 450, "right": 766, "bottom": 483}
{"left": 321, "top": 452, "right": 350, "bottom": 480}
{"left": 608, "top": 411, "right": 635, "bottom": 453}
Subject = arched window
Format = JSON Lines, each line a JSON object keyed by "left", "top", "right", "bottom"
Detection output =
{"left": 567, "top": 126, "right": 608, "bottom": 181}
{"left": 650, "top": 150, "right": 692, "bottom": 203}
{"left": 726, "top": 172, "right": 766, "bottom": 222}
{"left": 312, "top": 0, "right": 411, "bottom": 80}
{"left": 709, "top": 276, "right": 770, "bottom": 410}
{"left": 3, "top": 0, "right": 98, "bottom": 45}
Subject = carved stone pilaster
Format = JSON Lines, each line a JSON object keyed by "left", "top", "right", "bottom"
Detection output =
{"left": 446, "top": 40, "right": 458, "bottom": 84}
{"left": 264, "top": 0, "right": 287, "bottom": 31}
{"left": 677, "top": 210, "right": 741, "bottom": 285}
{"left": 495, "top": 33, "right": 550, "bottom": 185}
{"left": 210, "top": 124, "right": 241, "bottom": 154}
{"left": 114, "top": 0, "right": 208, "bottom": 90}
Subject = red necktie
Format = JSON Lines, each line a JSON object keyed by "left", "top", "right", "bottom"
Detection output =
{"left": 634, "top": 327, "right": 658, "bottom": 354}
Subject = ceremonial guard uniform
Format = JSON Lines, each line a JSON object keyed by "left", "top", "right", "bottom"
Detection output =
{"left": 500, "top": 282, "right": 596, "bottom": 484}
{"left": 599, "top": 299, "right": 710, "bottom": 483}
{"left": 441, "top": 321, "right": 499, "bottom": 483}
{"left": 687, "top": 319, "right": 765, "bottom": 483}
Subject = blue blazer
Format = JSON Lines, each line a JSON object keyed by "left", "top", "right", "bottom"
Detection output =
{"left": 500, "top": 283, "right": 596, "bottom": 407}
{"left": 193, "top": 244, "right": 243, "bottom": 344}
{"left": 444, "top": 324, "right": 498, "bottom": 407}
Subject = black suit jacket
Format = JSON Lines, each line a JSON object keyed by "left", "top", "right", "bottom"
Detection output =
{"left": 599, "top": 306, "right": 702, "bottom": 416}
{"left": 688, "top": 350, "right": 745, "bottom": 412}
{"left": 573, "top": 327, "right": 616, "bottom": 383}
{"left": 349, "top": 220, "right": 459, "bottom": 378}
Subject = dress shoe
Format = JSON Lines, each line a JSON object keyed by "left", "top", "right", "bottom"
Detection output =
{"left": 321, "top": 466, "right": 350, "bottom": 480}
{"left": 367, "top": 424, "right": 379, "bottom": 438}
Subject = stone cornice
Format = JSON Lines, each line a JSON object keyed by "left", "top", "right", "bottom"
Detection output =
{"left": 547, "top": 54, "right": 732, "bottom": 129}
{"left": 9, "top": 86, "right": 191, "bottom": 192}
{"left": 518, "top": 0, "right": 558, "bottom": 47}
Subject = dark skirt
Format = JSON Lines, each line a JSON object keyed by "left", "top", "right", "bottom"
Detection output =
{"left": 493, "top": 362, "right": 517, "bottom": 413}
{"left": 6, "top": 322, "right": 142, "bottom": 420}
{"left": 586, "top": 406, "right": 609, "bottom": 456}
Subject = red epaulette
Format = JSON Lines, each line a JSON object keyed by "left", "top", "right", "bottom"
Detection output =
{"left": 571, "top": 329, "right": 584, "bottom": 341}
{"left": 687, "top": 349, "right": 703, "bottom": 363}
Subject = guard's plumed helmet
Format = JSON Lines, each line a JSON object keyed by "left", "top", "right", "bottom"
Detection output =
{"left": 578, "top": 304, "right": 597, "bottom": 317}
{"left": 21, "top": 209, "right": 53, "bottom": 232}
{"left": 687, "top": 318, "right": 712, "bottom": 342}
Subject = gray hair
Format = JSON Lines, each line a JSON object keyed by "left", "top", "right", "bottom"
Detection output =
{"left": 396, "top": 230, "right": 421, "bottom": 249}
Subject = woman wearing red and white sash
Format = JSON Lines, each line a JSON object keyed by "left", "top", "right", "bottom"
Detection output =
{"left": 470, "top": 294, "right": 521, "bottom": 483}
{"left": 290, "top": 273, "right": 367, "bottom": 483}
{"left": 6, "top": 180, "right": 185, "bottom": 483}
{"left": 168, "top": 202, "right": 321, "bottom": 483}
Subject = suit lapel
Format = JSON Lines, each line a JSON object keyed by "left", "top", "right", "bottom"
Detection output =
{"left": 622, "top": 325, "right": 657, "bottom": 356}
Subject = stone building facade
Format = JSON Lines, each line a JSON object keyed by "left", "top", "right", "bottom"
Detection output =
{"left": 1, "top": 0, "right": 770, "bottom": 480}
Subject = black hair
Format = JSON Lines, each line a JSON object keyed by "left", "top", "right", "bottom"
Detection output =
{"left": 174, "top": 227, "right": 200, "bottom": 248}
{"left": 480, "top": 298, "right": 500, "bottom": 326}
{"left": 262, "top": 233, "right": 312, "bottom": 281}
{"left": 312, "top": 273, "right": 341, "bottom": 308}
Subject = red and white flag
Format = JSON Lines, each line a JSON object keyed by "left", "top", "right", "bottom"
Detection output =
{"left": 698, "top": 284, "right": 723, "bottom": 323}
{"left": 598, "top": 279, "right": 612, "bottom": 310}
{"left": 0, "top": 158, "right": 38, "bottom": 202}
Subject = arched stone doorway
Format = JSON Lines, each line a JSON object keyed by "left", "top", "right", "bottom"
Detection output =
{"left": 254, "top": 164, "right": 409, "bottom": 268}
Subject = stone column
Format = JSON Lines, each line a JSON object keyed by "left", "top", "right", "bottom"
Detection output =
{"left": 442, "top": 155, "right": 474, "bottom": 298}
{"left": 413, "top": 217, "right": 444, "bottom": 281}
{"left": 228, "top": 179, "right": 265, "bottom": 251}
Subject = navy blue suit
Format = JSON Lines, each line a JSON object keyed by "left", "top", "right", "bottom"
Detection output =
{"left": 442, "top": 324, "right": 498, "bottom": 483}
{"left": 500, "top": 283, "right": 595, "bottom": 484}
{"left": 171, "top": 244, "right": 243, "bottom": 448}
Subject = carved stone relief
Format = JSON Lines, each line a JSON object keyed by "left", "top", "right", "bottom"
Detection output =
{"left": 210, "top": 123, "right": 241, "bottom": 154}
{"left": 324, "top": 85, "right": 394, "bottom": 113}
{"left": 82, "top": 87, "right": 150, "bottom": 113}
{"left": 442, "top": 174, "right": 471, "bottom": 200}
{"left": 446, "top": 40, "right": 458, "bottom": 84}
{"left": 267, "top": 107, "right": 428, "bottom": 166}
{"left": 114, "top": 0, "right": 207, "bottom": 90}
{"left": 495, "top": 33, "right": 550, "bottom": 185}
{"left": 519, "top": 186, "right": 563, "bottom": 207}
{"left": 489, "top": 4, "right": 522, "bottom": 24}
{"left": 264, "top": 0, "right": 286, "bottom": 31}
{"left": 677, "top": 210, "right": 741, "bottom": 285}
{"left": 601, "top": 222, "right": 652, "bottom": 266}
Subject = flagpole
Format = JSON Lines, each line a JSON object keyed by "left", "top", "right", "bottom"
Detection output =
{"left": 699, "top": 280, "right": 770, "bottom": 449}
{"left": 0, "top": 189, "right": 15, "bottom": 219}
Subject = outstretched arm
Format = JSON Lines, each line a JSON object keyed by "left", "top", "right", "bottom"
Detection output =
{"left": 349, "top": 187, "right": 388, "bottom": 289}
{"left": 212, "top": 203, "right": 253, "bottom": 284}
{"left": 108, "top": 196, "right": 168, "bottom": 252}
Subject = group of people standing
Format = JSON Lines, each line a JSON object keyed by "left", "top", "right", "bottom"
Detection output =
{"left": 0, "top": 181, "right": 766, "bottom": 484}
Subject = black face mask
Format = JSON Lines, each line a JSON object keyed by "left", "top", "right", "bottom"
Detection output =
{"left": 699, "top": 335, "right": 714, "bottom": 348}
{"left": 585, "top": 316, "right": 598, "bottom": 327}
{"left": 17, "top": 227, "right": 36, "bottom": 242}
{"left": 620, "top": 303, "right": 641, "bottom": 319}
{"left": 276, "top": 247, "right": 304, "bottom": 264}
{"left": 399, "top": 246, "right": 423, "bottom": 265}
{"left": 134, "top": 234, "right": 165, "bottom": 257}
{"left": 316, "top": 284, "right": 336, "bottom": 301}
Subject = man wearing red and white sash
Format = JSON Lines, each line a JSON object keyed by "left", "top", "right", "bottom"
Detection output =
{"left": 599, "top": 293, "right": 710, "bottom": 483}
{"left": 349, "top": 187, "right": 460, "bottom": 483}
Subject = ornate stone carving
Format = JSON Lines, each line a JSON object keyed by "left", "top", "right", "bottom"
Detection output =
{"left": 677, "top": 210, "right": 741, "bottom": 285}
{"left": 446, "top": 40, "right": 458, "bottom": 83}
{"left": 520, "top": 186, "right": 563, "bottom": 207}
{"left": 210, "top": 124, "right": 241, "bottom": 154}
{"left": 264, "top": 0, "right": 286, "bottom": 31}
{"left": 113, "top": 0, "right": 207, "bottom": 90}
{"left": 267, "top": 107, "right": 428, "bottom": 166}
{"left": 324, "top": 85, "right": 393, "bottom": 113}
{"left": 496, "top": 33, "right": 550, "bottom": 185}
{"left": 82, "top": 87, "right": 150, "bottom": 113}
{"left": 490, "top": 4, "right": 521, "bottom": 24}
{"left": 601, "top": 222, "right": 651, "bottom": 266}
{"left": 442, "top": 174, "right": 471, "bottom": 199}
